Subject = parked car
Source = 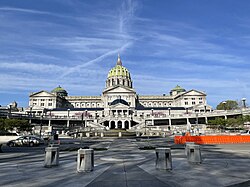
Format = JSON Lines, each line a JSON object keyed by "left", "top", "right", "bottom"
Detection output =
{"left": 7, "top": 135, "right": 44, "bottom": 147}
{"left": 241, "top": 130, "right": 250, "bottom": 135}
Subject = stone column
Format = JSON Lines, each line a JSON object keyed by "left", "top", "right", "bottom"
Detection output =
{"left": 122, "top": 121, "right": 125, "bottom": 129}
{"left": 115, "top": 121, "right": 118, "bottom": 129}
{"left": 67, "top": 120, "right": 70, "bottom": 128}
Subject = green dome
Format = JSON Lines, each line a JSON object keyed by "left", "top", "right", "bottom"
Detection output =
{"left": 171, "top": 85, "right": 186, "bottom": 92}
{"left": 108, "top": 65, "right": 131, "bottom": 78}
{"left": 107, "top": 55, "right": 131, "bottom": 78}
{"left": 51, "top": 85, "right": 68, "bottom": 97}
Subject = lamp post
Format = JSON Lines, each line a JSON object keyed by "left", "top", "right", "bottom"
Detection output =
{"left": 196, "top": 113, "right": 198, "bottom": 126}
{"left": 151, "top": 109, "right": 154, "bottom": 126}
{"left": 85, "top": 110, "right": 88, "bottom": 128}
{"left": 29, "top": 106, "right": 33, "bottom": 125}
{"left": 67, "top": 109, "right": 70, "bottom": 117}
{"left": 242, "top": 98, "right": 246, "bottom": 108}
{"left": 7, "top": 104, "right": 12, "bottom": 119}
{"left": 40, "top": 115, "right": 43, "bottom": 138}
{"left": 67, "top": 109, "right": 70, "bottom": 128}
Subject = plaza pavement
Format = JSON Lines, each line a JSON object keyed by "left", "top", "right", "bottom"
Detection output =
{"left": 0, "top": 137, "right": 250, "bottom": 187}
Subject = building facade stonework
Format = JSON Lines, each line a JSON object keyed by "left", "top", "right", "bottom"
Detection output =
{"left": 28, "top": 55, "right": 212, "bottom": 130}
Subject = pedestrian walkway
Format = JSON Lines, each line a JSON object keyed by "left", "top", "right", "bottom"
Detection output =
{"left": 0, "top": 138, "right": 250, "bottom": 187}
{"left": 87, "top": 163, "right": 171, "bottom": 187}
{"left": 88, "top": 139, "right": 171, "bottom": 187}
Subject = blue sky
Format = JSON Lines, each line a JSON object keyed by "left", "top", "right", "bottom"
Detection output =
{"left": 0, "top": 0, "right": 250, "bottom": 108}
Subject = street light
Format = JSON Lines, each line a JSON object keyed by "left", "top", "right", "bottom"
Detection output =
{"left": 67, "top": 109, "right": 70, "bottom": 118}
{"left": 242, "top": 98, "right": 247, "bottom": 108}
{"left": 196, "top": 113, "right": 198, "bottom": 126}
{"left": 67, "top": 109, "right": 70, "bottom": 128}
{"left": 29, "top": 106, "right": 33, "bottom": 125}
{"left": 40, "top": 114, "right": 43, "bottom": 138}
{"left": 7, "top": 104, "right": 12, "bottom": 119}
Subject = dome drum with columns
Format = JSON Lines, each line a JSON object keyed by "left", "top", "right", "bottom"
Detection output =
{"left": 28, "top": 55, "right": 210, "bottom": 130}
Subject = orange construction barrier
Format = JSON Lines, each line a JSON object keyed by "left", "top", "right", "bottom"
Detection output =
{"left": 174, "top": 135, "right": 250, "bottom": 144}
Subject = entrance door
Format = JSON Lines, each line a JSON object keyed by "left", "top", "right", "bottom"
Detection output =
{"left": 118, "top": 121, "right": 122, "bottom": 129}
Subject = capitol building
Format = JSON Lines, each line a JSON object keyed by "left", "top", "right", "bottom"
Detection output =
{"left": 26, "top": 55, "right": 218, "bottom": 132}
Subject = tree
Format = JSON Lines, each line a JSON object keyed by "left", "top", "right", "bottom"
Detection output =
{"left": 0, "top": 118, "right": 31, "bottom": 132}
{"left": 207, "top": 118, "right": 227, "bottom": 129}
{"left": 216, "top": 100, "right": 238, "bottom": 110}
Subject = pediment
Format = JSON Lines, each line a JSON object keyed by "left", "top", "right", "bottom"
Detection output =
{"left": 30, "top": 91, "right": 56, "bottom": 97}
{"left": 110, "top": 103, "right": 130, "bottom": 109}
{"left": 103, "top": 85, "right": 135, "bottom": 94}
{"left": 182, "top": 90, "right": 206, "bottom": 96}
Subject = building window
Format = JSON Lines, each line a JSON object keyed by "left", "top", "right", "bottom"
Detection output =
{"left": 185, "top": 102, "right": 188, "bottom": 105}
{"left": 184, "top": 98, "right": 188, "bottom": 100}
{"left": 41, "top": 99, "right": 45, "bottom": 101}
{"left": 41, "top": 103, "right": 45, "bottom": 106}
{"left": 199, "top": 101, "right": 203, "bottom": 104}
{"left": 199, "top": 98, "right": 202, "bottom": 100}
{"left": 49, "top": 99, "right": 52, "bottom": 101}
{"left": 48, "top": 103, "right": 52, "bottom": 106}
{"left": 192, "top": 102, "right": 196, "bottom": 105}
{"left": 33, "top": 103, "right": 37, "bottom": 105}
{"left": 192, "top": 98, "right": 195, "bottom": 100}
{"left": 33, "top": 99, "right": 37, "bottom": 101}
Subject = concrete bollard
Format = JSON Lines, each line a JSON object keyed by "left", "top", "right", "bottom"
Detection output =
{"left": 100, "top": 132, "right": 104, "bottom": 137}
{"left": 186, "top": 144, "right": 202, "bottom": 163}
{"left": 77, "top": 148, "right": 94, "bottom": 172}
{"left": 155, "top": 148, "right": 172, "bottom": 170}
{"left": 44, "top": 147, "right": 59, "bottom": 168}
{"left": 185, "top": 142, "right": 195, "bottom": 155}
